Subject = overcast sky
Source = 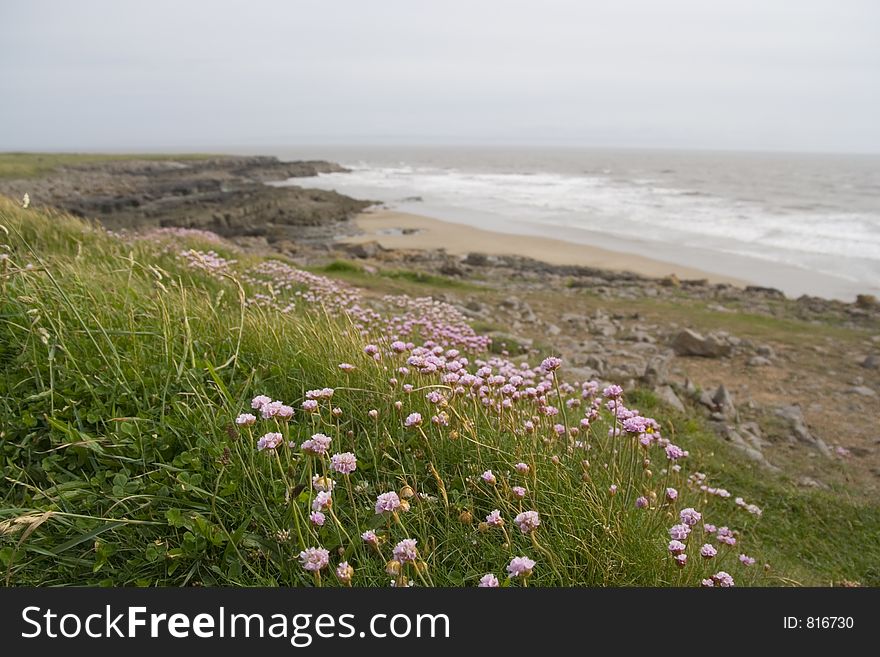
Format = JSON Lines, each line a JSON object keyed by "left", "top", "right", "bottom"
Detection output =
{"left": 1, "top": 0, "right": 878, "bottom": 153}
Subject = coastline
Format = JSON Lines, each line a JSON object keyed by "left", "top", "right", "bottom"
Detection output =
{"left": 342, "top": 207, "right": 873, "bottom": 300}
{"left": 343, "top": 208, "right": 750, "bottom": 287}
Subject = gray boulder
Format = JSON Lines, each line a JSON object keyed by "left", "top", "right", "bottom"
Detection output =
{"left": 774, "top": 405, "right": 831, "bottom": 456}
{"left": 671, "top": 329, "right": 731, "bottom": 358}
{"left": 655, "top": 385, "right": 685, "bottom": 412}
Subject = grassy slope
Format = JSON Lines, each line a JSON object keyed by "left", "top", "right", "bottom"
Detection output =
{"left": 1, "top": 199, "right": 877, "bottom": 587}
{"left": 0, "top": 152, "right": 218, "bottom": 179}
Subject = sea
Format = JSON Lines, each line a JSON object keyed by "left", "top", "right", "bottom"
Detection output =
{"left": 271, "top": 146, "right": 880, "bottom": 301}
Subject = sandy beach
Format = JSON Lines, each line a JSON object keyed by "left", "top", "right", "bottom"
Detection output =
{"left": 343, "top": 208, "right": 748, "bottom": 286}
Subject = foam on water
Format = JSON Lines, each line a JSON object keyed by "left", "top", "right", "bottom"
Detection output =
{"left": 273, "top": 148, "right": 880, "bottom": 299}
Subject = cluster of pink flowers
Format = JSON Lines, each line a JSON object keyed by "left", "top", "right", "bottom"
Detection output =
{"left": 702, "top": 571, "right": 735, "bottom": 587}
{"left": 179, "top": 248, "right": 238, "bottom": 275}
{"left": 256, "top": 432, "right": 283, "bottom": 451}
{"left": 392, "top": 539, "right": 419, "bottom": 564}
{"left": 375, "top": 491, "right": 401, "bottom": 515}
{"left": 485, "top": 510, "right": 504, "bottom": 527}
{"left": 330, "top": 452, "right": 357, "bottom": 474}
{"left": 301, "top": 433, "right": 332, "bottom": 455}
{"left": 507, "top": 556, "right": 536, "bottom": 578}
{"left": 203, "top": 247, "right": 769, "bottom": 588}
{"left": 478, "top": 574, "right": 500, "bottom": 587}
{"left": 299, "top": 547, "right": 330, "bottom": 572}
{"left": 513, "top": 511, "right": 541, "bottom": 534}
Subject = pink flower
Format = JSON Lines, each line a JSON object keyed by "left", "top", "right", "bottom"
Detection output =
{"left": 703, "top": 523, "right": 717, "bottom": 534}
{"left": 512, "top": 486, "right": 526, "bottom": 499}
{"left": 713, "top": 571, "right": 735, "bottom": 587}
{"left": 256, "top": 432, "right": 283, "bottom": 451}
{"left": 338, "top": 363, "right": 356, "bottom": 372}
{"left": 669, "top": 524, "right": 691, "bottom": 541}
{"left": 368, "top": 409, "right": 379, "bottom": 420}
{"left": 236, "top": 413, "right": 256, "bottom": 427}
{"left": 336, "top": 561, "right": 354, "bottom": 584}
{"left": 680, "top": 508, "right": 702, "bottom": 527}
{"left": 260, "top": 400, "right": 284, "bottom": 419}
{"left": 298, "top": 547, "right": 329, "bottom": 572}
{"left": 392, "top": 538, "right": 418, "bottom": 563}
{"left": 515, "top": 462, "right": 530, "bottom": 474}
{"left": 404, "top": 412, "right": 423, "bottom": 427}
{"left": 668, "top": 540, "right": 686, "bottom": 554}
{"left": 700, "top": 544, "right": 718, "bottom": 559}
{"left": 301, "top": 433, "right": 332, "bottom": 455}
{"left": 739, "top": 554, "right": 756, "bottom": 566}
{"left": 674, "top": 554, "right": 688, "bottom": 568}
{"left": 507, "top": 556, "right": 536, "bottom": 578}
{"left": 602, "top": 384, "right": 623, "bottom": 399}
{"left": 375, "top": 491, "right": 401, "bottom": 514}
{"left": 251, "top": 395, "right": 272, "bottom": 410}
{"left": 305, "top": 388, "right": 334, "bottom": 400}
{"left": 665, "top": 444, "right": 686, "bottom": 460}
{"left": 541, "top": 356, "right": 562, "bottom": 372}
{"left": 330, "top": 452, "right": 357, "bottom": 474}
{"left": 310, "top": 511, "right": 326, "bottom": 526}
{"left": 609, "top": 484, "right": 618, "bottom": 495}
{"left": 301, "top": 399, "right": 319, "bottom": 412}
{"left": 275, "top": 404, "right": 294, "bottom": 420}
{"left": 486, "top": 510, "right": 504, "bottom": 527}
{"left": 481, "top": 470, "right": 497, "bottom": 485}
{"left": 635, "top": 496, "right": 648, "bottom": 509}
{"left": 478, "top": 574, "right": 500, "bottom": 588}
{"left": 514, "top": 511, "right": 540, "bottom": 534}
{"left": 361, "top": 530, "right": 378, "bottom": 546}
{"left": 701, "top": 578, "right": 715, "bottom": 587}
{"left": 665, "top": 487, "right": 678, "bottom": 502}
{"left": 312, "top": 491, "right": 332, "bottom": 511}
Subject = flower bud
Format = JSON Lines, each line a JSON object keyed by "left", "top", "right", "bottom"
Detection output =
{"left": 400, "top": 485, "right": 415, "bottom": 499}
{"left": 459, "top": 510, "right": 473, "bottom": 524}
{"left": 385, "top": 560, "right": 401, "bottom": 576}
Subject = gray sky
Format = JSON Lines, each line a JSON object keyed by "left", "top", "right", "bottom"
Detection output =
{"left": 1, "top": 0, "right": 878, "bottom": 152}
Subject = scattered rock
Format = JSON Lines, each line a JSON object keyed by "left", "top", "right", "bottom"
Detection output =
{"left": 462, "top": 252, "right": 489, "bottom": 267}
{"left": 670, "top": 329, "right": 731, "bottom": 358}
{"left": 342, "top": 240, "right": 383, "bottom": 259}
{"left": 655, "top": 385, "right": 685, "bottom": 412}
{"left": 774, "top": 405, "right": 831, "bottom": 456}
{"left": 756, "top": 345, "right": 776, "bottom": 358}
{"left": 860, "top": 355, "right": 879, "bottom": 370}
{"left": 748, "top": 356, "right": 772, "bottom": 367}
{"left": 712, "top": 384, "right": 736, "bottom": 417}
{"left": 847, "top": 385, "right": 877, "bottom": 397}
{"left": 641, "top": 357, "right": 669, "bottom": 388}
{"left": 698, "top": 390, "right": 715, "bottom": 409}
{"left": 717, "top": 425, "right": 777, "bottom": 470}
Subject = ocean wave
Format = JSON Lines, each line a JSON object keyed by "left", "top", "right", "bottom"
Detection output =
{"left": 297, "top": 165, "right": 880, "bottom": 263}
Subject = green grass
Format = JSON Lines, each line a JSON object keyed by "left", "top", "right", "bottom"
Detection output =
{"left": 315, "top": 260, "right": 476, "bottom": 290}
{"left": 0, "top": 152, "right": 218, "bottom": 179}
{"left": 0, "top": 199, "right": 875, "bottom": 587}
{"left": 625, "top": 390, "right": 880, "bottom": 586}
